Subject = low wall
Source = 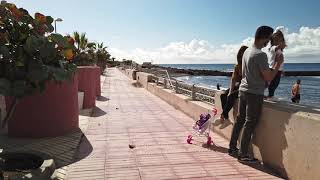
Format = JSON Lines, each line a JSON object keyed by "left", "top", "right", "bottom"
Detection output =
{"left": 214, "top": 92, "right": 320, "bottom": 180}
{"left": 130, "top": 70, "right": 320, "bottom": 180}
{"left": 136, "top": 72, "right": 153, "bottom": 88}
{"left": 147, "top": 83, "right": 213, "bottom": 120}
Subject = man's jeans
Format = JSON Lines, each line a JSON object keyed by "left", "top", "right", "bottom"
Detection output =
{"left": 229, "top": 91, "right": 264, "bottom": 156}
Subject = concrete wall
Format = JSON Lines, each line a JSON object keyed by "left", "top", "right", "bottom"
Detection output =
{"left": 214, "top": 92, "right": 320, "bottom": 180}
{"left": 136, "top": 72, "right": 153, "bottom": 88}
{"left": 129, "top": 70, "right": 320, "bottom": 180}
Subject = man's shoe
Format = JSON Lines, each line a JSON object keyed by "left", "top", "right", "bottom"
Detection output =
{"left": 238, "top": 155, "right": 259, "bottom": 164}
{"left": 219, "top": 119, "right": 232, "bottom": 129}
{"left": 212, "top": 119, "right": 223, "bottom": 126}
{"left": 228, "top": 148, "right": 239, "bottom": 157}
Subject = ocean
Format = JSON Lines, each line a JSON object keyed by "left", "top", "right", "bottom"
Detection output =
{"left": 159, "top": 63, "right": 320, "bottom": 107}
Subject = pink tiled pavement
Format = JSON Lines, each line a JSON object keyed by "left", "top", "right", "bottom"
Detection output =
{"left": 67, "top": 68, "right": 283, "bottom": 180}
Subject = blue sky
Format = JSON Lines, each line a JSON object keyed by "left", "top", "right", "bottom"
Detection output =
{"left": 9, "top": 0, "right": 320, "bottom": 63}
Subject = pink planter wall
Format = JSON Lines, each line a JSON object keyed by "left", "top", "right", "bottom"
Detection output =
{"left": 77, "top": 66, "right": 101, "bottom": 108}
{"left": 6, "top": 75, "right": 79, "bottom": 138}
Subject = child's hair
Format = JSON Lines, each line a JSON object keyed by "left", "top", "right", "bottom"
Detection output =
{"left": 297, "top": 79, "right": 301, "bottom": 84}
{"left": 270, "top": 30, "right": 286, "bottom": 49}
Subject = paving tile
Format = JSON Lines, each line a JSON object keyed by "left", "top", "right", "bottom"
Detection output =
{"left": 139, "top": 165, "right": 177, "bottom": 180}
{"left": 136, "top": 154, "right": 167, "bottom": 166}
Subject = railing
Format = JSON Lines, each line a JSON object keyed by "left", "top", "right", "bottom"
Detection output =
{"left": 151, "top": 76, "right": 216, "bottom": 104}
{"left": 119, "top": 65, "right": 217, "bottom": 104}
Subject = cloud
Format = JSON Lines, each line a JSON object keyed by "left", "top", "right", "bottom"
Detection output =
{"left": 109, "top": 26, "right": 320, "bottom": 64}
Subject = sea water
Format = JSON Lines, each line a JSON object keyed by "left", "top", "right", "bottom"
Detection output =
{"left": 159, "top": 63, "right": 320, "bottom": 107}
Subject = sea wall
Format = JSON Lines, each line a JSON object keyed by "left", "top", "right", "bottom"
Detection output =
{"left": 122, "top": 68, "right": 320, "bottom": 180}
{"left": 136, "top": 72, "right": 153, "bottom": 88}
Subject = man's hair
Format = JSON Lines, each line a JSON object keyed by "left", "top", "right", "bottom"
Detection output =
{"left": 255, "top": 26, "right": 274, "bottom": 40}
{"left": 236, "top": 45, "right": 248, "bottom": 65}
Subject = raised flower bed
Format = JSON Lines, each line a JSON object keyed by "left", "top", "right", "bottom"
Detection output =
{"left": 5, "top": 75, "right": 79, "bottom": 137}
{"left": 0, "top": 2, "right": 78, "bottom": 137}
{"left": 71, "top": 34, "right": 104, "bottom": 108}
{"left": 77, "top": 66, "right": 101, "bottom": 108}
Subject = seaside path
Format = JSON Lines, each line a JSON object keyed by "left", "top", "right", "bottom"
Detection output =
{"left": 66, "top": 68, "right": 283, "bottom": 180}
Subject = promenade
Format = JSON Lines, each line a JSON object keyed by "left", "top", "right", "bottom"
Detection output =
{"left": 66, "top": 68, "right": 282, "bottom": 180}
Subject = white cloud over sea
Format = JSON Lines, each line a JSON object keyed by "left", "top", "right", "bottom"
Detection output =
{"left": 109, "top": 26, "right": 320, "bottom": 64}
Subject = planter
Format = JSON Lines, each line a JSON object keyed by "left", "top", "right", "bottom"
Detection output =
{"left": 95, "top": 67, "right": 102, "bottom": 97}
{"left": 77, "top": 66, "right": 101, "bottom": 108}
{"left": 5, "top": 75, "right": 79, "bottom": 138}
{"left": 0, "top": 95, "right": 6, "bottom": 126}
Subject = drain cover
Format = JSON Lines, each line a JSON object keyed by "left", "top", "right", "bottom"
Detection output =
{"left": 0, "top": 153, "right": 44, "bottom": 171}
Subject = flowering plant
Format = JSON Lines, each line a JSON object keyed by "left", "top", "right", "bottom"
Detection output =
{"left": 0, "top": 2, "right": 77, "bottom": 127}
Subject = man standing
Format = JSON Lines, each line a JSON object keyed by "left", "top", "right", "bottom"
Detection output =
{"left": 228, "top": 26, "right": 284, "bottom": 163}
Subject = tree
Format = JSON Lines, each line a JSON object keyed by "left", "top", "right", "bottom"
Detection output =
{"left": 96, "top": 42, "right": 111, "bottom": 74}
{"left": 72, "top": 31, "right": 89, "bottom": 52}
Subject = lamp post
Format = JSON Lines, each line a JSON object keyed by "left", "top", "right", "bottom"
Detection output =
{"left": 54, "top": 18, "right": 63, "bottom": 33}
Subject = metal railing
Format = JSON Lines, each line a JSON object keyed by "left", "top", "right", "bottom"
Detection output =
{"left": 151, "top": 76, "right": 216, "bottom": 104}
{"left": 119, "top": 65, "right": 217, "bottom": 104}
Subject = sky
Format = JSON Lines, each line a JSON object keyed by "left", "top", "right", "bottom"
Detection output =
{"left": 9, "top": 0, "right": 320, "bottom": 64}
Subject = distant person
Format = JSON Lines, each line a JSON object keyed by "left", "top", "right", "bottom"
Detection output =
{"left": 214, "top": 46, "right": 248, "bottom": 129}
{"left": 291, "top": 79, "right": 301, "bottom": 103}
{"left": 228, "top": 26, "right": 284, "bottom": 163}
{"left": 217, "top": 83, "right": 221, "bottom": 90}
{"left": 267, "top": 30, "right": 286, "bottom": 99}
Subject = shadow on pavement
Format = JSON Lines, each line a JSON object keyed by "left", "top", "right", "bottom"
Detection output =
{"left": 196, "top": 143, "right": 284, "bottom": 179}
{"left": 0, "top": 129, "right": 93, "bottom": 170}
{"left": 97, "top": 96, "right": 109, "bottom": 102}
{"left": 91, "top": 107, "right": 107, "bottom": 117}
{"left": 131, "top": 82, "right": 143, "bottom": 88}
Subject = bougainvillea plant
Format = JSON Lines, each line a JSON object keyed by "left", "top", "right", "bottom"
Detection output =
{"left": 0, "top": 2, "right": 77, "bottom": 127}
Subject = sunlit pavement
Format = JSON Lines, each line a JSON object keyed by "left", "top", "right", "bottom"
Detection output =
{"left": 66, "top": 68, "right": 283, "bottom": 180}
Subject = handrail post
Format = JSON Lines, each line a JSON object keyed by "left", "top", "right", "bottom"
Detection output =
{"left": 164, "top": 78, "right": 167, "bottom": 89}
{"left": 175, "top": 80, "right": 179, "bottom": 93}
{"left": 192, "top": 84, "right": 196, "bottom": 100}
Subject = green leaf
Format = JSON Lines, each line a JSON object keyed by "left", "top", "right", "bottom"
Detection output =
{"left": 48, "top": 66, "right": 68, "bottom": 81}
{"left": 66, "top": 63, "right": 77, "bottom": 72}
{"left": 47, "top": 24, "right": 54, "bottom": 33}
{"left": 39, "top": 41, "right": 56, "bottom": 62}
{"left": 28, "top": 64, "right": 49, "bottom": 82}
{"left": 12, "top": 80, "right": 27, "bottom": 98}
{"left": 0, "top": 78, "right": 11, "bottom": 95}
{"left": 49, "top": 34, "right": 68, "bottom": 48}
{"left": 23, "top": 35, "right": 42, "bottom": 55}
{"left": 39, "top": 81, "right": 46, "bottom": 93}
{"left": 46, "top": 16, "right": 54, "bottom": 24}
{"left": 0, "top": 45, "right": 10, "bottom": 58}
{"left": 16, "top": 61, "right": 24, "bottom": 67}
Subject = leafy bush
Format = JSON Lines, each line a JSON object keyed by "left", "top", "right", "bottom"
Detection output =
{"left": 0, "top": 2, "right": 77, "bottom": 98}
{"left": 0, "top": 2, "right": 77, "bottom": 127}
